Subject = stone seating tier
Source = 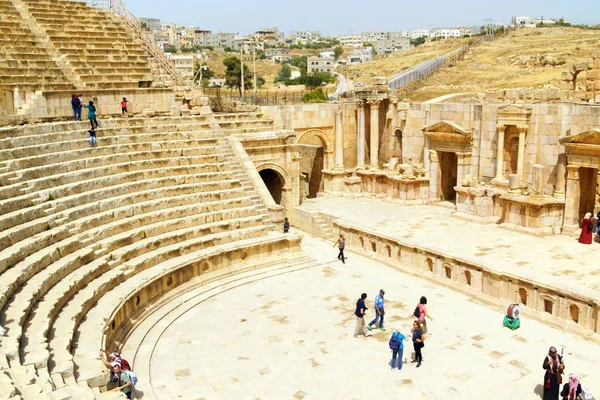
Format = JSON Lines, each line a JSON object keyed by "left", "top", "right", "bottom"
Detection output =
{"left": 0, "top": 113, "right": 280, "bottom": 395}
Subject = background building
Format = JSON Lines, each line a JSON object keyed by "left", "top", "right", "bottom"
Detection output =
{"left": 307, "top": 56, "right": 334, "bottom": 73}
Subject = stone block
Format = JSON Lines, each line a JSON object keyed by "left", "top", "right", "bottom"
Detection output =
{"left": 474, "top": 196, "right": 493, "bottom": 217}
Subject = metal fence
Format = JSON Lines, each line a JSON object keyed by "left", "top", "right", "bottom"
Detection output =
{"left": 204, "top": 87, "right": 322, "bottom": 106}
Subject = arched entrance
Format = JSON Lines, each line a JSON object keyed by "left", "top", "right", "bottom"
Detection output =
{"left": 297, "top": 130, "right": 332, "bottom": 199}
{"left": 259, "top": 169, "right": 284, "bottom": 204}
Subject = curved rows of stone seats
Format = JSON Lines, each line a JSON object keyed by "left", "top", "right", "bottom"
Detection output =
{"left": 0, "top": 113, "right": 288, "bottom": 399}
{"left": 23, "top": 0, "right": 153, "bottom": 89}
{"left": 0, "top": 0, "right": 75, "bottom": 91}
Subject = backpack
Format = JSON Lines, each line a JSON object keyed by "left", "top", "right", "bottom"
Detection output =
{"left": 389, "top": 332, "right": 401, "bottom": 350}
{"left": 120, "top": 358, "right": 131, "bottom": 371}
{"left": 413, "top": 305, "right": 421, "bottom": 318}
{"left": 124, "top": 370, "right": 138, "bottom": 386}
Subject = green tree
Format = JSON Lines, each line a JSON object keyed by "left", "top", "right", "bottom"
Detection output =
{"left": 410, "top": 36, "right": 426, "bottom": 46}
{"left": 256, "top": 75, "right": 266, "bottom": 88}
{"left": 275, "top": 64, "right": 292, "bottom": 83}
{"left": 333, "top": 46, "right": 343, "bottom": 60}
{"left": 289, "top": 56, "right": 308, "bottom": 72}
{"left": 223, "top": 56, "right": 252, "bottom": 95}
{"left": 302, "top": 87, "right": 328, "bottom": 103}
{"left": 165, "top": 44, "right": 177, "bottom": 53}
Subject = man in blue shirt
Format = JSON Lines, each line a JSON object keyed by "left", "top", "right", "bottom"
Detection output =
{"left": 354, "top": 293, "right": 369, "bottom": 337}
{"left": 368, "top": 289, "right": 385, "bottom": 331}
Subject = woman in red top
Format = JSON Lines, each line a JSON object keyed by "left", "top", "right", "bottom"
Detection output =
{"left": 120, "top": 97, "right": 128, "bottom": 114}
{"left": 578, "top": 212, "right": 594, "bottom": 245}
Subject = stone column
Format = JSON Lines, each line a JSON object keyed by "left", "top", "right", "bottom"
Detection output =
{"left": 516, "top": 125, "right": 528, "bottom": 182}
{"left": 531, "top": 164, "right": 545, "bottom": 197}
{"left": 563, "top": 164, "right": 581, "bottom": 231}
{"left": 423, "top": 135, "right": 431, "bottom": 172}
{"left": 428, "top": 150, "right": 439, "bottom": 201}
{"left": 456, "top": 152, "right": 471, "bottom": 188}
{"left": 369, "top": 100, "right": 381, "bottom": 169}
{"left": 553, "top": 153, "right": 566, "bottom": 199}
{"left": 494, "top": 124, "right": 506, "bottom": 181}
{"left": 356, "top": 101, "right": 366, "bottom": 168}
{"left": 334, "top": 110, "right": 344, "bottom": 168}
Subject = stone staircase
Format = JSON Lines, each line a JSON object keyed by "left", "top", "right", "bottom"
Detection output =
{"left": 0, "top": 113, "right": 300, "bottom": 399}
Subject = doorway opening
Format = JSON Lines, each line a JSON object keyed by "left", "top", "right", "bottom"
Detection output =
{"left": 578, "top": 167, "right": 598, "bottom": 226}
{"left": 439, "top": 151, "right": 458, "bottom": 202}
{"left": 259, "top": 169, "right": 283, "bottom": 204}
{"left": 298, "top": 134, "right": 326, "bottom": 199}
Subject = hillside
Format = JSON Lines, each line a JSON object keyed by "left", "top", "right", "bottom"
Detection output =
{"left": 403, "top": 27, "right": 600, "bottom": 101}
{"left": 341, "top": 38, "right": 470, "bottom": 85}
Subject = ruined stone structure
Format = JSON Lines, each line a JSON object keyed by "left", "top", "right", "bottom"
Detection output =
{"left": 1, "top": 1, "right": 600, "bottom": 398}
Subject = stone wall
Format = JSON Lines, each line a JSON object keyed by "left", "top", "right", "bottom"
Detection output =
{"left": 22, "top": 88, "right": 176, "bottom": 121}
{"left": 397, "top": 102, "right": 600, "bottom": 192}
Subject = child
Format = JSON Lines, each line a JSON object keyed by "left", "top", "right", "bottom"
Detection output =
{"left": 88, "top": 127, "right": 97, "bottom": 146}
{"left": 83, "top": 101, "right": 99, "bottom": 129}
{"left": 121, "top": 97, "right": 128, "bottom": 114}
{"left": 283, "top": 217, "right": 290, "bottom": 233}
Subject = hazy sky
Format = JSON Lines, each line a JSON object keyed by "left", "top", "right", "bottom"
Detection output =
{"left": 127, "top": 0, "right": 599, "bottom": 35}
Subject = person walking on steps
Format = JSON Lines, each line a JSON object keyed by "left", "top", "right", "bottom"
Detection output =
{"left": 110, "top": 364, "right": 133, "bottom": 399}
{"left": 84, "top": 100, "right": 99, "bottom": 129}
{"left": 76, "top": 94, "right": 83, "bottom": 121}
{"left": 71, "top": 94, "right": 79, "bottom": 121}
{"left": 88, "top": 127, "right": 97, "bottom": 147}
{"left": 121, "top": 97, "right": 128, "bottom": 115}
{"left": 368, "top": 289, "right": 385, "bottom": 331}
{"left": 354, "top": 293, "right": 369, "bottom": 337}
{"left": 333, "top": 234, "right": 346, "bottom": 264}
{"left": 389, "top": 325, "right": 408, "bottom": 370}
{"left": 411, "top": 320, "right": 425, "bottom": 368}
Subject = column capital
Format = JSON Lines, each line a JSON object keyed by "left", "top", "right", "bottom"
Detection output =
{"left": 496, "top": 123, "right": 506, "bottom": 132}
{"left": 355, "top": 100, "right": 365, "bottom": 108}
{"left": 516, "top": 124, "right": 528, "bottom": 134}
{"left": 429, "top": 149, "right": 439, "bottom": 162}
{"left": 367, "top": 99, "right": 381, "bottom": 107}
{"left": 566, "top": 164, "right": 580, "bottom": 179}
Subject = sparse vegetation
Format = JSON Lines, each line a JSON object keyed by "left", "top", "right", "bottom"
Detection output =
{"left": 302, "top": 87, "right": 328, "bottom": 103}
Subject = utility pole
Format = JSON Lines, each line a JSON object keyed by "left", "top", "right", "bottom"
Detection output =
{"left": 240, "top": 45, "right": 245, "bottom": 99}
{"left": 253, "top": 37, "right": 257, "bottom": 103}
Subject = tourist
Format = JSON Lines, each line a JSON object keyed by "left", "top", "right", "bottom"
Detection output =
{"left": 88, "top": 127, "right": 97, "bottom": 147}
{"left": 333, "top": 234, "right": 346, "bottom": 264}
{"left": 543, "top": 346, "right": 564, "bottom": 400}
{"left": 99, "top": 350, "right": 131, "bottom": 384}
{"left": 561, "top": 373, "right": 582, "bottom": 400}
{"left": 71, "top": 94, "right": 79, "bottom": 121}
{"left": 84, "top": 101, "right": 99, "bottom": 129}
{"left": 76, "top": 94, "right": 83, "bottom": 121}
{"left": 283, "top": 217, "right": 290, "bottom": 233}
{"left": 368, "top": 289, "right": 385, "bottom": 331}
{"left": 353, "top": 292, "right": 369, "bottom": 337}
{"left": 110, "top": 364, "right": 133, "bottom": 399}
{"left": 411, "top": 320, "right": 425, "bottom": 367}
{"left": 412, "top": 296, "right": 433, "bottom": 334}
{"left": 596, "top": 211, "right": 600, "bottom": 235}
{"left": 389, "top": 325, "right": 408, "bottom": 370}
{"left": 121, "top": 97, "right": 128, "bottom": 114}
{"left": 578, "top": 212, "right": 593, "bottom": 245}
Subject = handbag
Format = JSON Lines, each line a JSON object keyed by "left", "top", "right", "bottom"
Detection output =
{"left": 588, "top": 221, "right": 594, "bottom": 231}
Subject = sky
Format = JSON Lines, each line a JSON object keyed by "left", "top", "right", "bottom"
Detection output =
{"left": 126, "top": 0, "right": 600, "bottom": 36}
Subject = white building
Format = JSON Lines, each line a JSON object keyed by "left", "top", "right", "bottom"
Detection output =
{"left": 374, "top": 37, "right": 410, "bottom": 55}
{"left": 289, "top": 30, "right": 321, "bottom": 43}
{"left": 140, "top": 17, "right": 161, "bottom": 32}
{"left": 319, "top": 50, "right": 335, "bottom": 58}
{"left": 433, "top": 27, "right": 472, "bottom": 39}
{"left": 264, "top": 48, "right": 291, "bottom": 62}
{"left": 208, "top": 78, "right": 226, "bottom": 88}
{"left": 361, "top": 31, "right": 389, "bottom": 43}
{"left": 307, "top": 56, "right": 334, "bottom": 74}
{"left": 346, "top": 47, "right": 373, "bottom": 65}
{"left": 168, "top": 54, "right": 195, "bottom": 77}
{"left": 512, "top": 16, "right": 531, "bottom": 26}
{"left": 409, "top": 29, "right": 431, "bottom": 39}
{"left": 339, "top": 35, "right": 363, "bottom": 48}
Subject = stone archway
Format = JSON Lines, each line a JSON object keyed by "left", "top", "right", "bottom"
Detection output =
{"left": 256, "top": 163, "right": 291, "bottom": 213}
{"left": 392, "top": 128, "right": 403, "bottom": 160}
{"left": 297, "top": 129, "right": 333, "bottom": 199}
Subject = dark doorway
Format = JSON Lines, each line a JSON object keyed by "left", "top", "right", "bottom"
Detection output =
{"left": 578, "top": 167, "right": 598, "bottom": 226}
{"left": 439, "top": 151, "right": 458, "bottom": 202}
{"left": 259, "top": 169, "right": 283, "bottom": 204}
{"left": 393, "top": 129, "right": 403, "bottom": 159}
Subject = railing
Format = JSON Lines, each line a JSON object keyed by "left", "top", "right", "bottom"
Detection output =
{"left": 82, "top": 0, "right": 183, "bottom": 86}
{"left": 205, "top": 87, "right": 313, "bottom": 106}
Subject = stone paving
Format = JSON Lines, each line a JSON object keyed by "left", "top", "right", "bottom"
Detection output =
{"left": 131, "top": 234, "right": 600, "bottom": 400}
{"left": 299, "top": 197, "right": 600, "bottom": 301}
